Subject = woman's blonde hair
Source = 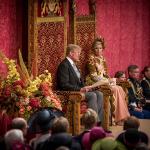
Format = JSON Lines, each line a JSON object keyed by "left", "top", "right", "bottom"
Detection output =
{"left": 92, "top": 37, "right": 105, "bottom": 50}
{"left": 81, "top": 108, "right": 98, "bottom": 129}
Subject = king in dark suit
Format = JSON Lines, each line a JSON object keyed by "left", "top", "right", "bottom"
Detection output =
{"left": 57, "top": 44, "right": 103, "bottom": 121}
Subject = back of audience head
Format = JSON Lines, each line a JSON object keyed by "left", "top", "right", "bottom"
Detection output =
{"left": 56, "top": 146, "right": 70, "bottom": 150}
{"left": 122, "top": 129, "right": 149, "bottom": 148}
{"left": 114, "top": 71, "right": 126, "bottom": 81}
{"left": 0, "top": 137, "right": 6, "bottom": 150}
{"left": 11, "top": 117, "right": 28, "bottom": 136}
{"left": 4, "top": 129, "right": 24, "bottom": 150}
{"left": 134, "top": 143, "right": 149, "bottom": 150}
{"left": 128, "top": 65, "right": 140, "bottom": 79}
{"left": 92, "top": 137, "right": 126, "bottom": 150}
{"left": 90, "top": 127, "right": 107, "bottom": 143}
{"left": 28, "top": 109, "right": 56, "bottom": 134}
{"left": 51, "top": 117, "right": 69, "bottom": 134}
{"left": 82, "top": 126, "right": 112, "bottom": 150}
{"left": 81, "top": 108, "right": 98, "bottom": 130}
{"left": 142, "top": 66, "right": 150, "bottom": 79}
{"left": 123, "top": 116, "right": 140, "bottom": 130}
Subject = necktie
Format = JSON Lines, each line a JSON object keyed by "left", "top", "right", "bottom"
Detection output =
{"left": 72, "top": 63, "right": 81, "bottom": 78}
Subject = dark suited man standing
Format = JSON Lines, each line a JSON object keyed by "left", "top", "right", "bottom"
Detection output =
{"left": 57, "top": 44, "right": 103, "bottom": 121}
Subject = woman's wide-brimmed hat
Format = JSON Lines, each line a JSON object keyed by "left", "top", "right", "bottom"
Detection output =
{"left": 28, "top": 107, "right": 64, "bottom": 133}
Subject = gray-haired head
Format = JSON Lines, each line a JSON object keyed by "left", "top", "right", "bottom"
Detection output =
{"left": 11, "top": 117, "right": 28, "bottom": 136}
{"left": 5, "top": 129, "right": 24, "bottom": 150}
{"left": 66, "top": 44, "right": 81, "bottom": 56}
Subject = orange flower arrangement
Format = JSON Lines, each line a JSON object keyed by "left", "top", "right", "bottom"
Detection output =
{"left": 0, "top": 51, "right": 62, "bottom": 119}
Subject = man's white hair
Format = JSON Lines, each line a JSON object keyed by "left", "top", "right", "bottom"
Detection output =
{"left": 5, "top": 129, "right": 24, "bottom": 149}
{"left": 66, "top": 44, "right": 81, "bottom": 56}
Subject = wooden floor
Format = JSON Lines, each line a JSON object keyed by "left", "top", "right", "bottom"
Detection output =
{"left": 110, "top": 119, "right": 150, "bottom": 147}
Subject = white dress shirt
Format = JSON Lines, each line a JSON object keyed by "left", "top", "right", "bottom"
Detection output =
{"left": 66, "top": 57, "right": 81, "bottom": 78}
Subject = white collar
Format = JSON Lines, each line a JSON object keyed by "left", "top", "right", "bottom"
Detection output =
{"left": 66, "top": 57, "right": 74, "bottom": 65}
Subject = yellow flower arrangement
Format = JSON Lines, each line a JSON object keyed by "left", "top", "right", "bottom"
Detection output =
{"left": 0, "top": 51, "right": 62, "bottom": 120}
{"left": 26, "top": 70, "right": 52, "bottom": 95}
{"left": 0, "top": 55, "right": 20, "bottom": 87}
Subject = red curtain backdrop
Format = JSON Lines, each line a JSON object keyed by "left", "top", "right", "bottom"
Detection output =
{"left": 0, "top": 0, "right": 22, "bottom": 75}
{"left": 76, "top": 0, "right": 150, "bottom": 76}
{"left": 0, "top": 0, "right": 149, "bottom": 76}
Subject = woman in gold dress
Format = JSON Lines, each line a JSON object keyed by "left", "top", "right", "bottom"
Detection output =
{"left": 86, "top": 37, "right": 130, "bottom": 124}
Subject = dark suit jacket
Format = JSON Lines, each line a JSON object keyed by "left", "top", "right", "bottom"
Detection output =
{"left": 128, "top": 77, "right": 146, "bottom": 110}
{"left": 141, "top": 77, "right": 150, "bottom": 99}
{"left": 128, "top": 78, "right": 140, "bottom": 104}
{"left": 57, "top": 58, "right": 84, "bottom": 91}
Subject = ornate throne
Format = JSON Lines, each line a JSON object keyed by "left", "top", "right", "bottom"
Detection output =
{"left": 69, "top": 0, "right": 113, "bottom": 131}
{"left": 28, "top": 0, "right": 84, "bottom": 135}
{"left": 28, "top": 0, "right": 114, "bottom": 135}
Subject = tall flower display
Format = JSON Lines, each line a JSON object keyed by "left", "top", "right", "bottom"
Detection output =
{"left": 0, "top": 51, "right": 62, "bottom": 120}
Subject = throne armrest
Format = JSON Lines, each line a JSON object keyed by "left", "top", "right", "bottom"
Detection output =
{"left": 55, "top": 90, "right": 85, "bottom": 135}
{"left": 117, "top": 80, "right": 131, "bottom": 104}
{"left": 117, "top": 80, "right": 131, "bottom": 89}
{"left": 93, "top": 84, "right": 113, "bottom": 96}
{"left": 99, "top": 85, "right": 113, "bottom": 96}
{"left": 55, "top": 91, "right": 85, "bottom": 103}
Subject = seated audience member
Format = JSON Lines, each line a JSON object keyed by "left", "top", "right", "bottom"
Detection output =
{"left": 57, "top": 44, "right": 103, "bottom": 122}
{"left": 116, "top": 128, "right": 149, "bottom": 150}
{"left": 117, "top": 117, "right": 149, "bottom": 147}
{"left": 123, "top": 116, "right": 140, "bottom": 130}
{"left": 11, "top": 117, "right": 28, "bottom": 137}
{"left": 82, "top": 126, "right": 113, "bottom": 150}
{"left": 85, "top": 37, "right": 129, "bottom": 124}
{"left": 29, "top": 109, "right": 55, "bottom": 150}
{"left": 51, "top": 117, "right": 69, "bottom": 134}
{"left": 127, "top": 65, "right": 150, "bottom": 119}
{"left": 37, "top": 133, "right": 80, "bottom": 150}
{"left": 92, "top": 137, "right": 126, "bottom": 150}
{"left": 36, "top": 117, "right": 81, "bottom": 150}
{"left": 0, "top": 137, "right": 6, "bottom": 150}
{"left": 114, "top": 71, "right": 126, "bottom": 81}
{"left": 141, "top": 66, "right": 150, "bottom": 110}
{"left": 74, "top": 109, "right": 98, "bottom": 149}
{"left": 81, "top": 108, "right": 98, "bottom": 130}
{"left": 5, "top": 129, "right": 31, "bottom": 150}
{"left": 141, "top": 66, "right": 150, "bottom": 100}
{"left": 134, "top": 143, "right": 150, "bottom": 150}
{"left": 56, "top": 146, "right": 70, "bottom": 150}
{"left": 0, "top": 110, "right": 12, "bottom": 137}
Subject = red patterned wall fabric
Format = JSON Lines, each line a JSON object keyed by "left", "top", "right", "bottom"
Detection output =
{"left": 76, "top": 18, "right": 95, "bottom": 78}
{"left": 37, "top": 22, "right": 65, "bottom": 88}
{"left": 0, "top": 0, "right": 23, "bottom": 76}
{"left": 1, "top": 0, "right": 149, "bottom": 78}
{"left": 76, "top": 0, "right": 89, "bottom": 16}
{"left": 76, "top": 0, "right": 150, "bottom": 77}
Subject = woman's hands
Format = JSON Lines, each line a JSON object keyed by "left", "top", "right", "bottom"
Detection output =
{"left": 134, "top": 107, "right": 143, "bottom": 112}
{"left": 80, "top": 86, "right": 92, "bottom": 93}
{"left": 109, "top": 78, "right": 116, "bottom": 86}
